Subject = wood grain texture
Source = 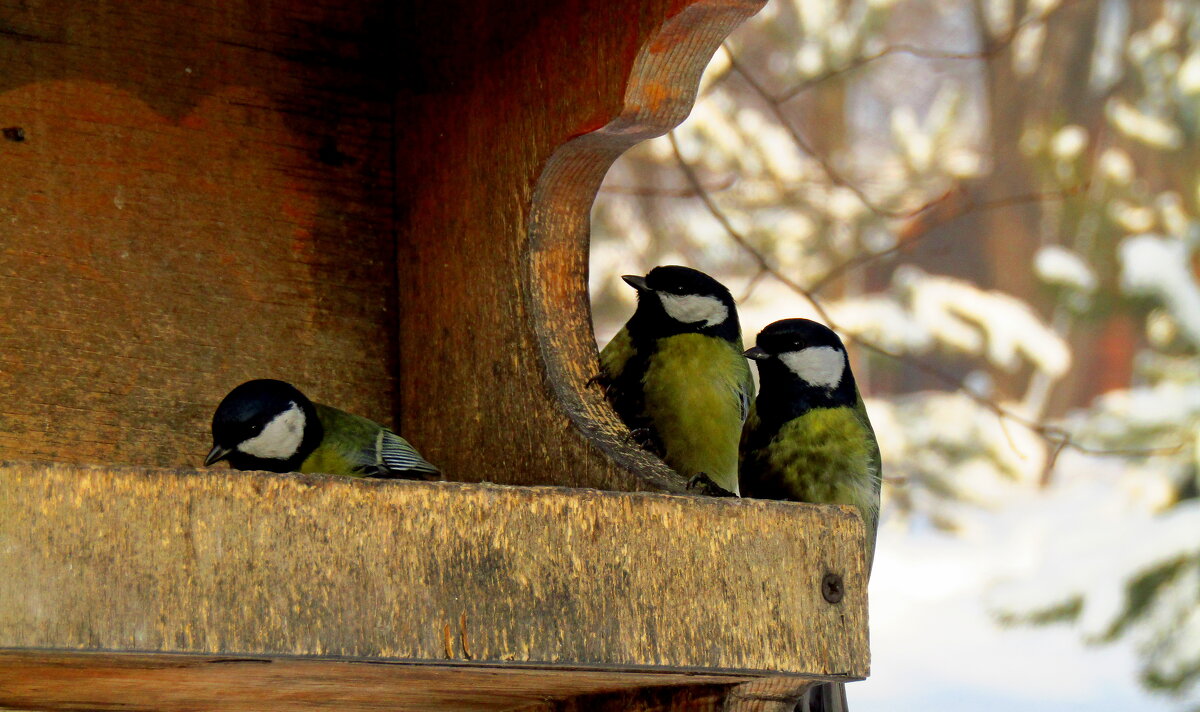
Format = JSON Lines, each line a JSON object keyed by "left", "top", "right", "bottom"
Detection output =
{"left": 0, "top": 651, "right": 747, "bottom": 712}
{"left": 721, "top": 678, "right": 822, "bottom": 712}
{"left": 528, "top": 1, "right": 767, "bottom": 493}
{"left": 394, "top": 0, "right": 766, "bottom": 491}
{"left": 0, "top": 0, "right": 399, "bottom": 470}
{"left": 0, "top": 461, "right": 869, "bottom": 677}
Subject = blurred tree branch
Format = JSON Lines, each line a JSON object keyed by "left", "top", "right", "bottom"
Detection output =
{"left": 808, "top": 183, "right": 1089, "bottom": 294}
{"left": 773, "top": 0, "right": 1084, "bottom": 103}
{"left": 716, "top": 1, "right": 1082, "bottom": 219}
{"left": 598, "top": 174, "right": 737, "bottom": 197}
{"left": 669, "top": 130, "right": 1183, "bottom": 465}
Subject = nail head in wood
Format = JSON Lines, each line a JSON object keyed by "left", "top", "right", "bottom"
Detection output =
{"left": 821, "top": 573, "right": 844, "bottom": 604}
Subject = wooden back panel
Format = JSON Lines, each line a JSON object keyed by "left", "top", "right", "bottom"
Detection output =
{"left": 0, "top": 0, "right": 764, "bottom": 491}
{"left": 0, "top": 0, "right": 399, "bottom": 469}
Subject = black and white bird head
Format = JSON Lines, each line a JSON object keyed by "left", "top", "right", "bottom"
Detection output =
{"left": 745, "top": 319, "right": 856, "bottom": 406}
{"left": 205, "top": 379, "right": 322, "bottom": 473}
{"left": 624, "top": 265, "right": 740, "bottom": 341}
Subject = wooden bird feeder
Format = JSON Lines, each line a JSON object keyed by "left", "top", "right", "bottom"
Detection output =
{"left": 0, "top": 0, "right": 870, "bottom": 709}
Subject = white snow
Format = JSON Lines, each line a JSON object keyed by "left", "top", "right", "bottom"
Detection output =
{"left": 1050, "top": 125, "right": 1088, "bottom": 160}
{"left": 1179, "top": 51, "right": 1200, "bottom": 94}
{"left": 1121, "top": 234, "right": 1200, "bottom": 346}
{"left": 855, "top": 503, "right": 1184, "bottom": 712}
{"left": 896, "top": 267, "right": 1072, "bottom": 376}
{"left": 1107, "top": 99, "right": 1184, "bottom": 150}
{"left": 1111, "top": 201, "right": 1157, "bottom": 232}
{"left": 1099, "top": 147, "right": 1135, "bottom": 185}
{"left": 827, "top": 297, "right": 933, "bottom": 353}
{"left": 1035, "top": 246, "right": 1098, "bottom": 293}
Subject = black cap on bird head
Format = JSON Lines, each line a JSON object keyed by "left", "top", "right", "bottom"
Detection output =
{"left": 745, "top": 318, "right": 856, "bottom": 409}
{"left": 622, "top": 265, "right": 740, "bottom": 341}
{"left": 205, "top": 378, "right": 323, "bottom": 473}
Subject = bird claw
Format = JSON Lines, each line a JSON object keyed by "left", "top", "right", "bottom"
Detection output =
{"left": 618, "top": 426, "right": 665, "bottom": 459}
{"left": 686, "top": 473, "right": 738, "bottom": 498}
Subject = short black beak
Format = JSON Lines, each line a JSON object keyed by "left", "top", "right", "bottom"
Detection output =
{"left": 204, "top": 444, "right": 232, "bottom": 467}
{"left": 621, "top": 274, "right": 650, "bottom": 291}
{"left": 743, "top": 346, "right": 770, "bottom": 361}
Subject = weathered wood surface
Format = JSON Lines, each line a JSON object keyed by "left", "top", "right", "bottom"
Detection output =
{"left": 0, "top": 0, "right": 399, "bottom": 471}
{"left": 0, "top": 651, "right": 749, "bottom": 712}
{"left": 0, "top": 462, "right": 869, "bottom": 677}
{"left": 394, "top": 0, "right": 766, "bottom": 490}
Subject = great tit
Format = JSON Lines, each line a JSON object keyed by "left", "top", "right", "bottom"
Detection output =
{"left": 739, "top": 319, "right": 880, "bottom": 712}
{"left": 599, "top": 265, "right": 753, "bottom": 495}
{"left": 739, "top": 318, "right": 880, "bottom": 562}
{"left": 204, "top": 379, "right": 440, "bottom": 479}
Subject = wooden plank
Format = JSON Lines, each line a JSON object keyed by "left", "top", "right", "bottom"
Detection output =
{"left": 394, "top": 0, "right": 766, "bottom": 491}
{"left": 0, "top": 0, "right": 399, "bottom": 470}
{"left": 0, "top": 462, "right": 869, "bottom": 678}
{"left": 0, "top": 651, "right": 746, "bottom": 712}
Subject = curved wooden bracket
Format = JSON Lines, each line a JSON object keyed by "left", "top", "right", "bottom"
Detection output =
{"left": 393, "top": 0, "right": 766, "bottom": 492}
{"left": 527, "top": 0, "right": 766, "bottom": 492}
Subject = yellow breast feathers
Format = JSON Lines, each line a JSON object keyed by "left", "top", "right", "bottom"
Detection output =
{"left": 642, "top": 333, "right": 749, "bottom": 492}
{"left": 766, "top": 408, "right": 879, "bottom": 528}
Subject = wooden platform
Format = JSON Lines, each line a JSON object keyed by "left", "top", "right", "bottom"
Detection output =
{"left": 0, "top": 462, "right": 868, "bottom": 710}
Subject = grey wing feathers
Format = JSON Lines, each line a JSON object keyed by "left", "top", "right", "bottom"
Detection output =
{"left": 378, "top": 430, "right": 441, "bottom": 478}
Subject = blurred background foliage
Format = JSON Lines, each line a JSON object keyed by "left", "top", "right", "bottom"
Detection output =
{"left": 590, "top": 0, "right": 1200, "bottom": 705}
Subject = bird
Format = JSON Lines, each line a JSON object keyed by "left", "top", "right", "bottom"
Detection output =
{"left": 738, "top": 318, "right": 880, "bottom": 712}
{"left": 204, "top": 379, "right": 440, "bottom": 480}
{"left": 598, "top": 265, "right": 753, "bottom": 495}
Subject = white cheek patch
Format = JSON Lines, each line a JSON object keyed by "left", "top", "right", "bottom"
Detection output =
{"left": 780, "top": 346, "right": 846, "bottom": 389}
{"left": 238, "top": 403, "right": 306, "bottom": 460}
{"left": 657, "top": 292, "right": 729, "bottom": 327}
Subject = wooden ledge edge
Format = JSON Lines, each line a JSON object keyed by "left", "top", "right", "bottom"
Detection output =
{"left": 0, "top": 649, "right": 848, "bottom": 712}
{"left": 0, "top": 647, "right": 866, "bottom": 681}
{"left": 0, "top": 458, "right": 865, "bottom": 515}
{"left": 1, "top": 460, "right": 869, "bottom": 678}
